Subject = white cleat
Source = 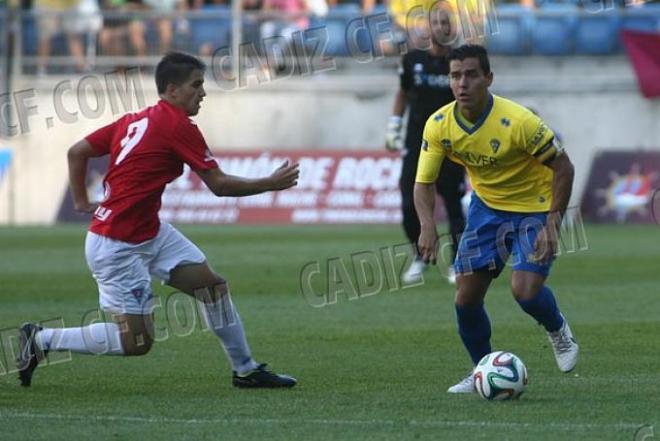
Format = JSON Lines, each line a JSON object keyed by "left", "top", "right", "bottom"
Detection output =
{"left": 447, "top": 373, "right": 476, "bottom": 394}
{"left": 547, "top": 316, "right": 579, "bottom": 372}
{"left": 402, "top": 259, "right": 426, "bottom": 284}
{"left": 447, "top": 265, "right": 457, "bottom": 285}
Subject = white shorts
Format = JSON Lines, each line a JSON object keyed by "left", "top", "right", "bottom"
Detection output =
{"left": 36, "top": 5, "right": 102, "bottom": 40}
{"left": 85, "top": 222, "right": 206, "bottom": 315}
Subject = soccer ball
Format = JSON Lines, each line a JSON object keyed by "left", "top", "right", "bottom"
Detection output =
{"left": 473, "top": 351, "right": 528, "bottom": 401}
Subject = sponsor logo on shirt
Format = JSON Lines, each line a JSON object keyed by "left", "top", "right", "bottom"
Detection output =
{"left": 529, "top": 122, "right": 549, "bottom": 148}
{"left": 452, "top": 150, "right": 498, "bottom": 167}
{"left": 412, "top": 64, "right": 449, "bottom": 88}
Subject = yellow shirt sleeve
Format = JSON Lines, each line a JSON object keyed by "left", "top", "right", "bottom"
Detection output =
{"left": 415, "top": 116, "right": 446, "bottom": 183}
{"left": 518, "top": 112, "right": 560, "bottom": 165}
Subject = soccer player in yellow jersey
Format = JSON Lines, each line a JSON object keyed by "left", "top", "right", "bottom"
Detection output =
{"left": 414, "top": 45, "right": 579, "bottom": 393}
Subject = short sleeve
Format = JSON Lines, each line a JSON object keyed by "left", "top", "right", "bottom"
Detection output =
{"left": 171, "top": 119, "right": 219, "bottom": 171}
{"left": 85, "top": 117, "right": 124, "bottom": 155}
{"left": 399, "top": 55, "right": 412, "bottom": 91}
{"left": 415, "top": 114, "right": 446, "bottom": 183}
{"left": 518, "top": 112, "right": 561, "bottom": 164}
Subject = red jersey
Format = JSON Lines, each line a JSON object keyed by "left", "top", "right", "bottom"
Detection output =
{"left": 85, "top": 99, "right": 218, "bottom": 243}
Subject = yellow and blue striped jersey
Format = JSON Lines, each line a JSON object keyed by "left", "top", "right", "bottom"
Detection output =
{"left": 416, "top": 94, "right": 562, "bottom": 212}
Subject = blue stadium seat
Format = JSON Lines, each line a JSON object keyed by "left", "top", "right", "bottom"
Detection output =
{"left": 534, "top": 0, "right": 581, "bottom": 7}
{"left": 324, "top": 4, "right": 361, "bottom": 56}
{"left": 575, "top": 9, "right": 621, "bottom": 54}
{"left": 486, "top": 5, "right": 532, "bottom": 55}
{"left": 530, "top": 4, "right": 579, "bottom": 55}
{"left": 621, "top": 4, "right": 660, "bottom": 33}
{"left": 21, "top": 14, "right": 38, "bottom": 56}
{"left": 21, "top": 13, "right": 68, "bottom": 57}
{"left": 371, "top": 3, "right": 388, "bottom": 15}
{"left": 190, "top": 5, "right": 231, "bottom": 54}
{"left": 0, "top": 9, "right": 5, "bottom": 54}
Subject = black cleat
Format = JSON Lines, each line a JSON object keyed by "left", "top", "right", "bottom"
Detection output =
{"left": 232, "top": 363, "right": 297, "bottom": 389}
{"left": 16, "top": 323, "right": 47, "bottom": 387}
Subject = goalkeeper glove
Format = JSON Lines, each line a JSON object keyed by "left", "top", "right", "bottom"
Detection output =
{"left": 385, "top": 116, "right": 404, "bottom": 152}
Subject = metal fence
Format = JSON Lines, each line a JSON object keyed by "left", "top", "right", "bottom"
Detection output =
{"left": 2, "top": 4, "right": 660, "bottom": 76}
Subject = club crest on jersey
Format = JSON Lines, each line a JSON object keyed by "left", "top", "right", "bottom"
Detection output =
{"left": 500, "top": 117, "right": 511, "bottom": 127}
{"left": 421, "top": 139, "right": 429, "bottom": 151}
{"left": 490, "top": 139, "right": 501, "bottom": 153}
{"left": 434, "top": 113, "right": 444, "bottom": 122}
{"left": 441, "top": 139, "right": 452, "bottom": 150}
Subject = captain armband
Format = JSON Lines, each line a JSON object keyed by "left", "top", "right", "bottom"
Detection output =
{"left": 534, "top": 137, "right": 564, "bottom": 165}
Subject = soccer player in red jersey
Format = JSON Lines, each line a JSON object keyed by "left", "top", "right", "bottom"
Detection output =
{"left": 17, "top": 52, "right": 300, "bottom": 388}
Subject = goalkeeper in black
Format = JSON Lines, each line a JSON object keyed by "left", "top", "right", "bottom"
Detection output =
{"left": 385, "top": 8, "right": 466, "bottom": 284}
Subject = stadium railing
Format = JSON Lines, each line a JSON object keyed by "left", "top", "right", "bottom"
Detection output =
{"left": 5, "top": 3, "right": 660, "bottom": 74}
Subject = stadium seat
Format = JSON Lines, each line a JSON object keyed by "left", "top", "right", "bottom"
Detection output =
{"left": 575, "top": 9, "right": 621, "bottom": 55}
{"left": 21, "top": 14, "right": 38, "bottom": 56}
{"left": 534, "top": 0, "right": 581, "bottom": 7}
{"left": 0, "top": 10, "right": 5, "bottom": 55}
{"left": 190, "top": 5, "right": 231, "bottom": 54}
{"left": 485, "top": 5, "right": 532, "bottom": 55}
{"left": 621, "top": 4, "right": 660, "bottom": 33}
{"left": 530, "top": 4, "right": 579, "bottom": 55}
{"left": 324, "top": 4, "right": 362, "bottom": 56}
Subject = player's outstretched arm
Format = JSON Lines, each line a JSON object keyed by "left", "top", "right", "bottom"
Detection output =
{"left": 533, "top": 152, "right": 575, "bottom": 264}
{"left": 546, "top": 152, "right": 575, "bottom": 223}
{"left": 414, "top": 182, "right": 439, "bottom": 264}
{"left": 197, "top": 160, "right": 300, "bottom": 197}
{"left": 67, "top": 140, "right": 103, "bottom": 213}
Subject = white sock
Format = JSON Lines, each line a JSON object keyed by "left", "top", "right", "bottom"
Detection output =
{"left": 200, "top": 294, "right": 258, "bottom": 375}
{"left": 36, "top": 323, "right": 124, "bottom": 355}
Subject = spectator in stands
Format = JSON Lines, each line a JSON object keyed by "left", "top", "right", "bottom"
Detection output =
{"left": 388, "top": 0, "right": 488, "bottom": 50}
{"left": 35, "top": 0, "right": 102, "bottom": 74}
{"left": 259, "top": 0, "right": 309, "bottom": 72}
{"left": 326, "top": 0, "right": 372, "bottom": 15}
{"left": 99, "top": 0, "right": 147, "bottom": 58}
{"left": 143, "top": 0, "right": 188, "bottom": 54}
{"left": 188, "top": 0, "right": 223, "bottom": 8}
{"left": 243, "top": 0, "right": 263, "bottom": 45}
{"left": 305, "top": 0, "right": 328, "bottom": 19}
{"left": 260, "top": 0, "right": 309, "bottom": 42}
{"left": 188, "top": 0, "right": 230, "bottom": 56}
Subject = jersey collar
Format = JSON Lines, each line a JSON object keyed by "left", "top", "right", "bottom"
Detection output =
{"left": 453, "top": 93, "right": 494, "bottom": 135}
{"left": 158, "top": 99, "right": 188, "bottom": 118}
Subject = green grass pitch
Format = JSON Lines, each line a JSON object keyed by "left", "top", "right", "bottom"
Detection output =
{"left": 1, "top": 224, "right": 659, "bottom": 440}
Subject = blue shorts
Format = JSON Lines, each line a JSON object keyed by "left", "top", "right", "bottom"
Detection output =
{"left": 454, "top": 194, "right": 553, "bottom": 278}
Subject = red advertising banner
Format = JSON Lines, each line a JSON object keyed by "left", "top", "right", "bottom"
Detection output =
{"left": 160, "top": 150, "right": 404, "bottom": 224}
{"left": 622, "top": 30, "right": 660, "bottom": 99}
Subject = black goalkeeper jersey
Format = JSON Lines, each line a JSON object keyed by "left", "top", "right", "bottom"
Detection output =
{"left": 399, "top": 49, "right": 455, "bottom": 133}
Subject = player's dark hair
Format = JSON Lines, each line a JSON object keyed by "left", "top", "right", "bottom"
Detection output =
{"left": 448, "top": 44, "right": 491, "bottom": 75}
{"left": 155, "top": 52, "right": 206, "bottom": 94}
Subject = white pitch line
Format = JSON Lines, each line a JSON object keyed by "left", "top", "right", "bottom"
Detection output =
{"left": 0, "top": 411, "right": 643, "bottom": 432}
